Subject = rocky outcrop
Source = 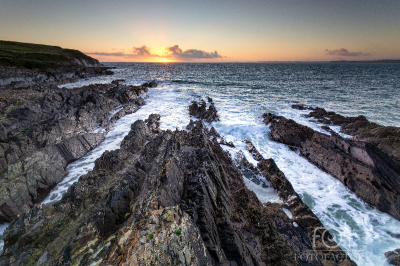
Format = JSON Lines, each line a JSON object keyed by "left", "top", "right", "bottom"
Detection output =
{"left": 0, "top": 82, "right": 154, "bottom": 222}
{"left": 0, "top": 65, "right": 114, "bottom": 90}
{"left": 386, "top": 249, "right": 400, "bottom": 266}
{"left": 295, "top": 105, "right": 400, "bottom": 163}
{"left": 241, "top": 140, "right": 355, "bottom": 265}
{"left": 0, "top": 115, "right": 355, "bottom": 266}
{"left": 189, "top": 98, "right": 219, "bottom": 123}
{"left": 261, "top": 112, "right": 400, "bottom": 221}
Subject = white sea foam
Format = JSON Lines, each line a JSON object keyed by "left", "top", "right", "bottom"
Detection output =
{"left": 0, "top": 223, "right": 9, "bottom": 253}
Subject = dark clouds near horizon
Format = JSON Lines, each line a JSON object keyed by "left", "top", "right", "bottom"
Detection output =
{"left": 165, "top": 45, "right": 223, "bottom": 59}
{"left": 325, "top": 48, "right": 371, "bottom": 57}
{"left": 87, "top": 45, "right": 223, "bottom": 60}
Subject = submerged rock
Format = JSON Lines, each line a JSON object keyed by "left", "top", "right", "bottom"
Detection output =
{"left": 261, "top": 112, "right": 400, "bottom": 222}
{"left": 0, "top": 82, "right": 155, "bottom": 222}
{"left": 0, "top": 116, "right": 355, "bottom": 265}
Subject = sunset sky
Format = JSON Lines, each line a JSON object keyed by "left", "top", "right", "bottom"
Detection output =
{"left": 1, "top": 0, "right": 399, "bottom": 62}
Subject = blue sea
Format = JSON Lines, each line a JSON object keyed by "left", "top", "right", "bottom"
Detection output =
{"left": 2, "top": 63, "right": 400, "bottom": 265}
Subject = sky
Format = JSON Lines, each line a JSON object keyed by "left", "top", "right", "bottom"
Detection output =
{"left": 0, "top": 0, "right": 399, "bottom": 62}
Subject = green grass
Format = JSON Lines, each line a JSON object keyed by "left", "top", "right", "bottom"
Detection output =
{"left": 148, "top": 233, "right": 154, "bottom": 239}
{"left": 0, "top": 40, "right": 99, "bottom": 70}
{"left": 174, "top": 229, "right": 180, "bottom": 235}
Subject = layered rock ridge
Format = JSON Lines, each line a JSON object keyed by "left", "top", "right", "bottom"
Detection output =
{"left": 0, "top": 113, "right": 355, "bottom": 265}
{"left": 0, "top": 81, "right": 154, "bottom": 222}
{"left": 241, "top": 140, "right": 356, "bottom": 266}
{"left": 261, "top": 108, "right": 400, "bottom": 221}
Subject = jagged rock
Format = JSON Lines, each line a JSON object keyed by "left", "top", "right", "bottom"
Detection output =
{"left": 301, "top": 106, "right": 400, "bottom": 163}
{"left": 0, "top": 116, "right": 356, "bottom": 266}
{"left": 243, "top": 139, "right": 354, "bottom": 265}
{"left": 386, "top": 249, "right": 400, "bottom": 265}
{"left": 189, "top": 98, "right": 219, "bottom": 122}
{"left": 261, "top": 112, "right": 400, "bottom": 222}
{"left": 0, "top": 65, "right": 114, "bottom": 90}
{"left": 142, "top": 81, "right": 158, "bottom": 88}
{"left": 0, "top": 82, "right": 154, "bottom": 222}
{"left": 243, "top": 140, "right": 263, "bottom": 161}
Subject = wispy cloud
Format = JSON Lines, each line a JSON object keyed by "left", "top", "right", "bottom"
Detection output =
{"left": 325, "top": 48, "right": 371, "bottom": 57}
{"left": 87, "top": 45, "right": 159, "bottom": 58}
{"left": 165, "top": 45, "right": 223, "bottom": 59}
{"left": 87, "top": 52, "right": 126, "bottom": 56}
{"left": 86, "top": 45, "right": 223, "bottom": 60}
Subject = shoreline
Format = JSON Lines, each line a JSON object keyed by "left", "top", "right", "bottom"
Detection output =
{"left": 0, "top": 59, "right": 399, "bottom": 265}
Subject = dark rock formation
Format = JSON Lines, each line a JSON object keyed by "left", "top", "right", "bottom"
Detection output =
{"left": 189, "top": 98, "right": 219, "bottom": 123}
{"left": 303, "top": 106, "right": 400, "bottom": 163}
{"left": 0, "top": 116, "right": 355, "bottom": 266}
{"left": 0, "top": 82, "right": 155, "bottom": 222}
{"left": 386, "top": 249, "right": 400, "bottom": 266}
{"left": 242, "top": 140, "right": 355, "bottom": 266}
{"left": 261, "top": 112, "right": 400, "bottom": 221}
{"left": 0, "top": 65, "right": 114, "bottom": 90}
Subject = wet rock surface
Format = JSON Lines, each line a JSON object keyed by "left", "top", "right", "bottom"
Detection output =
{"left": 261, "top": 112, "right": 400, "bottom": 221}
{"left": 0, "top": 81, "right": 154, "bottom": 222}
{"left": 297, "top": 105, "right": 400, "bottom": 163}
{"left": 0, "top": 115, "right": 355, "bottom": 266}
{"left": 386, "top": 249, "right": 400, "bottom": 266}
{"left": 243, "top": 140, "right": 354, "bottom": 266}
{"left": 189, "top": 98, "right": 219, "bottom": 123}
{"left": 0, "top": 65, "right": 114, "bottom": 90}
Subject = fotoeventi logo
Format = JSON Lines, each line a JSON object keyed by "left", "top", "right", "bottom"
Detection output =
{"left": 293, "top": 226, "right": 354, "bottom": 263}
{"left": 312, "top": 226, "right": 342, "bottom": 249}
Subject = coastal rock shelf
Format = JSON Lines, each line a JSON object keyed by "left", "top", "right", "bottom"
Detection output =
{"left": 0, "top": 115, "right": 355, "bottom": 265}
{"left": 261, "top": 108, "right": 400, "bottom": 221}
{"left": 0, "top": 81, "right": 154, "bottom": 223}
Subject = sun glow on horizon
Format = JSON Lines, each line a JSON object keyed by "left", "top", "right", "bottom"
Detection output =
{"left": 163, "top": 58, "right": 168, "bottom": 62}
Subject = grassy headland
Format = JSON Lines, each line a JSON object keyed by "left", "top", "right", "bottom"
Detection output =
{"left": 0, "top": 40, "right": 99, "bottom": 70}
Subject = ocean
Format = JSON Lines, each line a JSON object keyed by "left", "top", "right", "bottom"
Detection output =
{"left": 2, "top": 63, "right": 400, "bottom": 265}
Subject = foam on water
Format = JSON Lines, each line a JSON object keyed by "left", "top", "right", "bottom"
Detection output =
{"left": 0, "top": 223, "right": 8, "bottom": 253}
{"left": 2, "top": 63, "right": 400, "bottom": 264}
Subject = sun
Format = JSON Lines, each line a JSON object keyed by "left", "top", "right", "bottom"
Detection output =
{"left": 163, "top": 58, "right": 168, "bottom": 62}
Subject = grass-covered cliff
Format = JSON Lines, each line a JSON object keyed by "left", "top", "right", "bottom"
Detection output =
{"left": 0, "top": 40, "right": 99, "bottom": 70}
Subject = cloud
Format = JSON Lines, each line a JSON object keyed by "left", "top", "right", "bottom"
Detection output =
{"left": 133, "top": 45, "right": 152, "bottom": 56}
{"left": 86, "top": 45, "right": 157, "bottom": 58}
{"left": 325, "top": 48, "right": 371, "bottom": 57}
{"left": 166, "top": 45, "right": 223, "bottom": 59}
{"left": 86, "top": 52, "right": 126, "bottom": 56}
{"left": 86, "top": 45, "right": 224, "bottom": 60}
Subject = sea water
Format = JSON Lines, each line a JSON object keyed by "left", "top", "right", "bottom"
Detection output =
{"left": 2, "top": 63, "right": 400, "bottom": 265}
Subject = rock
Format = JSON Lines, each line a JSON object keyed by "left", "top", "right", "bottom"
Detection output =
{"left": 0, "top": 65, "right": 115, "bottom": 90}
{"left": 243, "top": 140, "right": 263, "bottom": 161}
{"left": 242, "top": 139, "right": 354, "bottom": 265}
{"left": 300, "top": 105, "right": 400, "bottom": 163}
{"left": 386, "top": 249, "right": 400, "bottom": 265}
{"left": 291, "top": 104, "right": 311, "bottom": 110}
{"left": 111, "top": 79, "right": 125, "bottom": 85}
{"left": 189, "top": 98, "right": 219, "bottom": 122}
{"left": 0, "top": 114, "right": 355, "bottom": 266}
{"left": 261, "top": 112, "right": 400, "bottom": 221}
{"left": 142, "top": 81, "right": 158, "bottom": 88}
{"left": 0, "top": 82, "right": 154, "bottom": 222}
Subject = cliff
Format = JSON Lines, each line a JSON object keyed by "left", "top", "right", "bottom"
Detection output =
{"left": 0, "top": 40, "right": 112, "bottom": 89}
